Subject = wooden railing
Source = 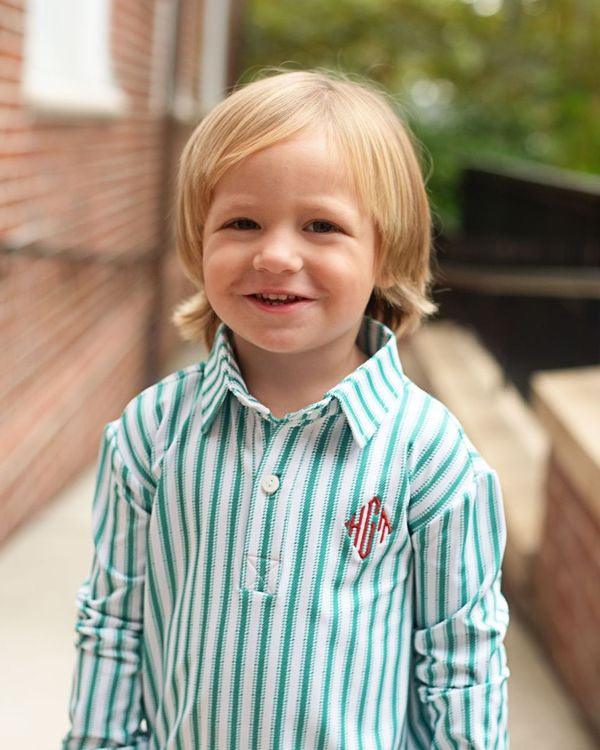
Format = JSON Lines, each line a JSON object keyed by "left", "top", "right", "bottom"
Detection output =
{"left": 435, "top": 160, "right": 600, "bottom": 395}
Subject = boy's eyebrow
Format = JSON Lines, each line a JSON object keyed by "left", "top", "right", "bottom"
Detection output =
{"left": 210, "top": 195, "right": 360, "bottom": 221}
{"left": 297, "top": 197, "right": 358, "bottom": 218}
{"left": 208, "top": 195, "right": 259, "bottom": 211}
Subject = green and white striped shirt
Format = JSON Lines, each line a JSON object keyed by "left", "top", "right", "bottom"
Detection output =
{"left": 64, "top": 317, "right": 509, "bottom": 750}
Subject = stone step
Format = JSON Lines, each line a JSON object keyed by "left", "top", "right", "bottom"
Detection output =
{"left": 398, "top": 321, "right": 549, "bottom": 617}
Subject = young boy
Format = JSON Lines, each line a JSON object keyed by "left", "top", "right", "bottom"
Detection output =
{"left": 63, "top": 70, "right": 509, "bottom": 749}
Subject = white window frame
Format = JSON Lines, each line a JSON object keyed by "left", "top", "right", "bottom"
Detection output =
{"left": 197, "top": 0, "right": 232, "bottom": 113}
{"left": 22, "top": 0, "right": 127, "bottom": 118}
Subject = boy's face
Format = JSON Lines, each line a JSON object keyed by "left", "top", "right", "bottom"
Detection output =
{"left": 202, "top": 129, "right": 385, "bottom": 364}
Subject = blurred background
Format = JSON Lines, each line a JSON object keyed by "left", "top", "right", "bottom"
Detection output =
{"left": 0, "top": 0, "right": 598, "bottom": 747}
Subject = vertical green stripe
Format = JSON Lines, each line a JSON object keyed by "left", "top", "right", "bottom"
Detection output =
{"left": 364, "top": 367, "right": 388, "bottom": 411}
{"left": 411, "top": 451, "right": 472, "bottom": 529}
{"left": 80, "top": 459, "right": 124, "bottom": 746}
{"left": 270, "top": 422, "right": 333, "bottom": 744}
{"left": 438, "top": 510, "right": 460, "bottom": 750}
{"left": 228, "top": 591, "right": 251, "bottom": 750}
{"left": 170, "top": 392, "right": 205, "bottom": 747}
{"left": 150, "top": 378, "right": 188, "bottom": 740}
{"left": 355, "top": 410, "right": 405, "bottom": 746}
{"left": 193, "top": 398, "right": 232, "bottom": 736}
{"left": 337, "top": 437, "right": 377, "bottom": 750}
{"left": 295, "top": 427, "right": 352, "bottom": 746}
{"left": 252, "top": 424, "right": 308, "bottom": 747}
{"left": 412, "top": 409, "right": 450, "bottom": 477}
{"left": 209, "top": 408, "right": 248, "bottom": 747}
{"left": 367, "top": 402, "right": 407, "bottom": 749}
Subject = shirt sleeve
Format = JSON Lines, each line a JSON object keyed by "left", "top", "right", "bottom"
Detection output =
{"left": 405, "top": 422, "right": 510, "bottom": 749}
{"left": 62, "top": 418, "right": 154, "bottom": 750}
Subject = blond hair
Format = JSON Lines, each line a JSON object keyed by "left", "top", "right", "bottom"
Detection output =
{"left": 173, "top": 69, "right": 437, "bottom": 348}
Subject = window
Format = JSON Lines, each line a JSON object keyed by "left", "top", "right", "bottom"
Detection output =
{"left": 22, "top": 0, "right": 126, "bottom": 118}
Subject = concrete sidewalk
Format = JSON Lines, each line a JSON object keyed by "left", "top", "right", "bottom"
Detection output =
{"left": 1, "top": 340, "right": 596, "bottom": 749}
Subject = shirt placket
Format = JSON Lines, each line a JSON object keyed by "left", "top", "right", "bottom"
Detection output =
{"left": 241, "top": 418, "right": 293, "bottom": 596}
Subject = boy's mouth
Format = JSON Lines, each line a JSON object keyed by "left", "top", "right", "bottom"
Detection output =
{"left": 250, "top": 293, "right": 308, "bottom": 306}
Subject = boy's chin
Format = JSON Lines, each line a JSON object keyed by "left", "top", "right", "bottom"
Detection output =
{"left": 234, "top": 334, "right": 313, "bottom": 356}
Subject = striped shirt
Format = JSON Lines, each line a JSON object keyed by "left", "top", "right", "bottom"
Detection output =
{"left": 63, "top": 316, "right": 509, "bottom": 750}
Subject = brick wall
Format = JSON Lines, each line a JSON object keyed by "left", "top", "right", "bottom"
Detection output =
{"left": 531, "top": 368, "right": 600, "bottom": 741}
{"left": 534, "top": 456, "right": 600, "bottom": 737}
{"left": 0, "top": 0, "right": 211, "bottom": 543}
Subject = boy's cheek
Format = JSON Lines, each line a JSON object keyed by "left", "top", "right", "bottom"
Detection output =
{"left": 202, "top": 251, "right": 227, "bottom": 285}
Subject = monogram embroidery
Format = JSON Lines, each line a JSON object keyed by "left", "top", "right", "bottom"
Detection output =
{"left": 344, "top": 496, "right": 392, "bottom": 559}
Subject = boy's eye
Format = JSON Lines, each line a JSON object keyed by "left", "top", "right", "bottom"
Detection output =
{"left": 305, "top": 220, "right": 339, "bottom": 234}
{"left": 226, "top": 218, "right": 259, "bottom": 230}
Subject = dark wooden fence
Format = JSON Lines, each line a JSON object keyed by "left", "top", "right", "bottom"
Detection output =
{"left": 435, "top": 160, "right": 600, "bottom": 396}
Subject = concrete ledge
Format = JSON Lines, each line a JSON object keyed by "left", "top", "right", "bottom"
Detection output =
{"left": 398, "top": 321, "right": 549, "bottom": 609}
{"left": 531, "top": 366, "right": 600, "bottom": 523}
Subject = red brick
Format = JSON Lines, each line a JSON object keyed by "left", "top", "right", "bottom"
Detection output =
{"left": 534, "top": 452, "right": 600, "bottom": 738}
{"left": 0, "top": 0, "right": 210, "bottom": 542}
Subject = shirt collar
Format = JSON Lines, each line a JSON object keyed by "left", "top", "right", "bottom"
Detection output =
{"left": 199, "top": 317, "right": 406, "bottom": 447}
{"left": 326, "top": 317, "right": 406, "bottom": 447}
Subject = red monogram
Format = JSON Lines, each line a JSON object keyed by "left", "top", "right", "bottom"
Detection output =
{"left": 344, "top": 496, "right": 392, "bottom": 559}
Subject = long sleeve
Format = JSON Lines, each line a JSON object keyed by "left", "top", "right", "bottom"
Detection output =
{"left": 62, "top": 418, "right": 154, "bottom": 750}
{"left": 406, "top": 419, "right": 510, "bottom": 749}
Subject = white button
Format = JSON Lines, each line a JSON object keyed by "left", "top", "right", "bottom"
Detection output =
{"left": 261, "top": 474, "right": 280, "bottom": 494}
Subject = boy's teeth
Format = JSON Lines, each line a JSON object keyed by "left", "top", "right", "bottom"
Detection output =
{"left": 256, "top": 293, "right": 299, "bottom": 301}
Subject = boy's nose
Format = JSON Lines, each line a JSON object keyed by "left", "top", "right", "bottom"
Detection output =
{"left": 252, "top": 236, "right": 304, "bottom": 274}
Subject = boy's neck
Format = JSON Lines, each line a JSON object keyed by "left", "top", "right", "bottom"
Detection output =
{"left": 232, "top": 338, "right": 368, "bottom": 419}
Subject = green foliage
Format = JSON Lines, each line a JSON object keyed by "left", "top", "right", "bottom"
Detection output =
{"left": 240, "top": 0, "right": 600, "bottom": 227}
